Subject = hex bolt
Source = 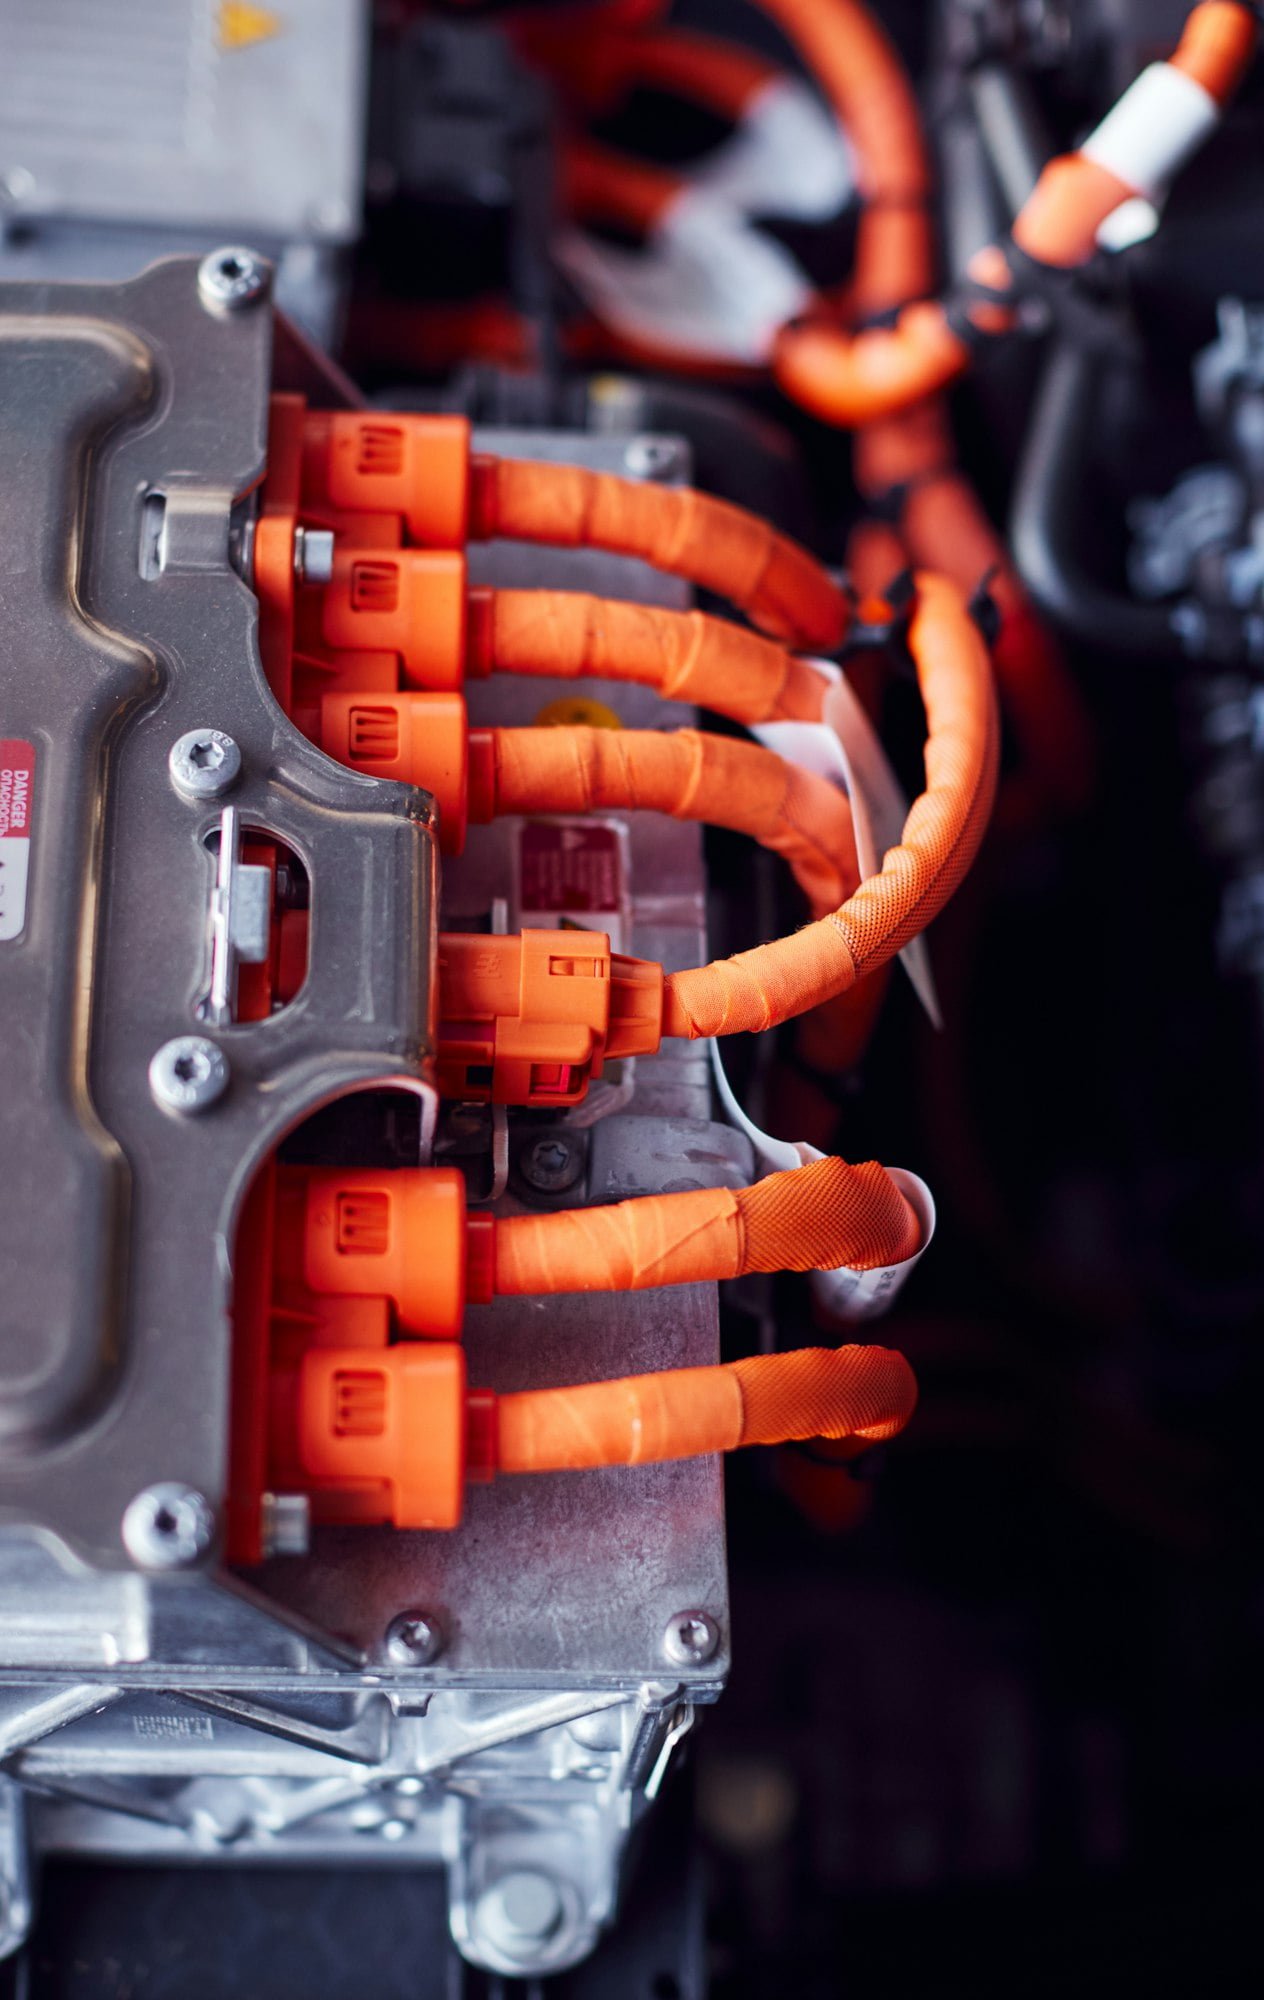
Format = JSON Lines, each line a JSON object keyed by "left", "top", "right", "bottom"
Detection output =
{"left": 623, "top": 436, "right": 681, "bottom": 481}
{"left": 385, "top": 1611, "right": 443, "bottom": 1666}
{"left": 663, "top": 1609, "right": 720, "bottom": 1668}
{"left": 149, "top": 1036, "right": 230, "bottom": 1116}
{"left": 474, "top": 1871, "right": 565, "bottom": 1963}
{"left": 293, "top": 526, "right": 336, "bottom": 584}
{"left": 519, "top": 1132, "right": 584, "bottom": 1194}
{"left": 122, "top": 1483, "right": 215, "bottom": 1570}
{"left": 197, "top": 245, "right": 270, "bottom": 313}
{"left": 169, "top": 728, "right": 242, "bottom": 801}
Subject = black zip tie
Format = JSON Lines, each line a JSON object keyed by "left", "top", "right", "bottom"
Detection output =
{"left": 839, "top": 567, "right": 918, "bottom": 665}
{"left": 968, "top": 567, "right": 1003, "bottom": 648}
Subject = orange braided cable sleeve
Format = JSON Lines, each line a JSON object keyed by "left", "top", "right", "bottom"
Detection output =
{"left": 491, "top": 1153, "right": 922, "bottom": 1297}
{"left": 661, "top": 573, "right": 999, "bottom": 1039}
{"left": 494, "top": 1344, "right": 918, "bottom": 1473}
{"left": 467, "top": 454, "right": 850, "bottom": 651}
{"left": 479, "top": 725, "right": 859, "bottom": 916}
{"left": 481, "top": 589, "right": 828, "bottom": 723}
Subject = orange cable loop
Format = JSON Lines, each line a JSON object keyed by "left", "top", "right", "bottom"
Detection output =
{"left": 659, "top": 571, "right": 1000, "bottom": 1039}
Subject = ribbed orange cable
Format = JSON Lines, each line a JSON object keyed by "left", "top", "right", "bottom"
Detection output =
{"left": 661, "top": 572, "right": 1000, "bottom": 1039}
{"left": 495, "top": 1344, "right": 918, "bottom": 1474}
{"left": 492, "top": 1152, "right": 922, "bottom": 1296}
{"left": 467, "top": 454, "right": 849, "bottom": 652}
{"left": 479, "top": 589, "right": 829, "bottom": 724}
{"left": 475, "top": 724, "right": 858, "bottom": 917}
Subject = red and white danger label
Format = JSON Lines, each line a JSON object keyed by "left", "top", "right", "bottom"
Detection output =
{"left": 517, "top": 819, "right": 629, "bottom": 951}
{"left": 0, "top": 740, "right": 35, "bottom": 943}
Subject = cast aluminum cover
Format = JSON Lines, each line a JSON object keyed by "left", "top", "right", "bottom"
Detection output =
{"left": 0, "top": 255, "right": 437, "bottom": 1572}
{"left": 0, "top": 0, "right": 366, "bottom": 242}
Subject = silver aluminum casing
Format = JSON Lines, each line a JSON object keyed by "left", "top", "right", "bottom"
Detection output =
{"left": 0, "top": 259, "right": 732, "bottom": 1976}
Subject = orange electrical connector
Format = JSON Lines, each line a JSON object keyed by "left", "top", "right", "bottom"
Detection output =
{"left": 276, "top": 1341, "right": 469, "bottom": 1531}
{"left": 437, "top": 929, "right": 664, "bottom": 1106}
{"left": 291, "top": 1166, "right": 470, "bottom": 1340}
{"left": 319, "top": 547, "right": 469, "bottom": 690}
{"left": 317, "top": 690, "right": 471, "bottom": 852}
{"left": 301, "top": 410, "right": 473, "bottom": 546}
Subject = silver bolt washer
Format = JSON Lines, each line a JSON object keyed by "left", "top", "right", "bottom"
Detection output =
{"left": 197, "top": 245, "right": 270, "bottom": 313}
{"left": 168, "top": 728, "right": 241, "bottom": 800}
{"left": 294, "top": 526, "right": 336, "bottom": 584}
{"left": 385, "top": 1610, "right": 443, "bottom": 1666}
{"left": 149, "top": 1036, "right": 230, "bottom": 1116}
{"left": 663, "top": 1609, "right": 720, "bottom": 1667}
{"left": 474, "top": 1871, "right": 566, "bottom": 1961}
{"left": 623, "top": 436, "right": 680, "bottom": 481}
{"left": 122, "top": 1483, "right": 215, "bottom": 1570}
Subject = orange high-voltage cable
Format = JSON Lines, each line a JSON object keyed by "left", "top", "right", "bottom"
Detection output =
{"left": 467, "top": 724, "right": 859, "bottom": 917}
{"left": 467, "top": 452, "right": 849, "bottom": 652}
{"left": 741, "top": 0, "right": 1095, "bottom": 821}
{"left": 769, "top": 0, "right": 1260, "bottom": 425}
{"left": 277, "top": 1340, "right": 918, "bottom": 1528}
{"left": 481, "top": 1149, "right": 923, "bottom": 1294}
{"left": 659, "top": 571, "right": 999, "bottom": 1038}
{"left": 468, "top": 587, "right": 830, "bottom": 723}
{"left": 493, "top": 1344, "right": 918, "bottom": 1475}
{"left": 294, "top": 1153, "right": 924, "bottom": 1311}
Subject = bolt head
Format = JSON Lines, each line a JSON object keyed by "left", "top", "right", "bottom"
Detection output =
{"left": 475, "top": 1871, "right": 565, "bottom": 1960}
{"left": 149, "top": 1036, "right": 230, "bottom": 1116}
{"left": 169, "top": 728, "right": 242, "bottom": 800}
{"left": 623, "top": 436, "right": 680, "bottom": 481}
{"left": 385, "top": 1610, "right": 443, "bottom": 1666}
{"left": 198, "top": 246, "right": 270, "bottom": 313}
{"left": 663, "top": 1609, "right": 720, "bottom": 1668}
{"left": 520, "top": 1132, "right": 583, "bottom": 1193}
{"left": 122, "top": 1483, "right": 215, "bottom": 1570}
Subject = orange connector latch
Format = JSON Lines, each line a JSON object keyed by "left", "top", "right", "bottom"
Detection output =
{"left": 437, "top": 928, "right": 664, "bottom": 1106}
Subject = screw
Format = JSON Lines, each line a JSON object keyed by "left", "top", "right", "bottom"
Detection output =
{"left": 294, "top": 526, "right": 335, "bottom": 584}
{"left": 474, "top": 1871, "right": 565, "bottom": 1962}
{"left": 663, "top": 1610, "right": 720, "bottom": 1667}
{"left": 385, "top": 1610, "right": 443, "bottom": 1666}
{"left": 122, "top": 1483, "right": 215, "bottom": 1570}
{"left": 149, "top": 1036, "right": 230, "bottom": 1116}
{"left": 519, "top": 1132, "right": 583, "bottom": 1194}
{"left": 169, "top": 728, "right": 241, "bottom": 800}
{"left": 198, "top": 245, "right": 270, "bottom": 313}
{"left": 0, "top": 166, "right": 35, "bottom": 205}
{"left": 259, "top": 1492, "right": 311, "bottom": 1558}
{"left": 623, "top": 436, "right": 680, "bottom": 481}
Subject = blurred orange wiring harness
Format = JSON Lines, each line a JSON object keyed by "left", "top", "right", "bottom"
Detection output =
{"left": 768, "top": 0, "right": 1260, "bottom": 424}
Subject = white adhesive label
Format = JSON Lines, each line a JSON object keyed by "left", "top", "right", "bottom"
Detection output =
{"left": 709, "top": 1040, "right": 936, "bottom": 1322}
{"left": 0, "top": 740, "right": 35, "bottom": 943}
{"left": 755, "top": 668, "right": 943, "bottom": 1027}
{"left": 556, "top": 189, "right": 813, "bottom": 365}
{"left": 692, "top": 77, "right": 854, "bottom": 221}
{"left": 1081, "top": 62, "right": 1219, "bottom": 202}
